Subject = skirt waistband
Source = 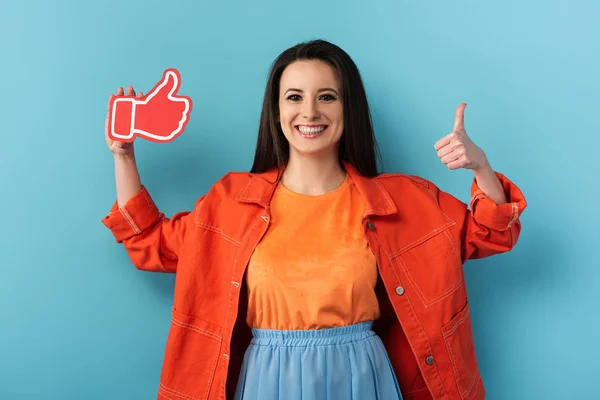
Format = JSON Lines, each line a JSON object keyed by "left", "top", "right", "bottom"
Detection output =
{"left": 250, "top": 321, "right": 375, "bottom": 347}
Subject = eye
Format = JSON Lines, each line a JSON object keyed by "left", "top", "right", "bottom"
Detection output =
{"left": 320, "top": 94, "right": 337, "bottom": 102}
{"left": 286, "top": 94, "right": 302, "bottom": 101}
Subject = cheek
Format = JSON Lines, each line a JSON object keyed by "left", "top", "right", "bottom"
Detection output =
{"left": 278, "top": 105, "right": 294, "bottom": 124}
{"left": 330, "top": 104, "right": 343, "bottom": 120}
{"left": 332, "top": 107, "right": 344, "bottom": 128}
{"left": 277, "top": 109, "right": 295, "bottom": 137}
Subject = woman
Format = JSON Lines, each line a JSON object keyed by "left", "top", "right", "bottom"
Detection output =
{"left": 103, "top": 40, "right": 527, "bottom": 400}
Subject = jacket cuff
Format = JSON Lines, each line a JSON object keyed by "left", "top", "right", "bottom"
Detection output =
{"left": 102, "top": 185, "right": 161, "bottom": 242}
{"left": 469, "top": 172, "right": 527, "bottom": 231}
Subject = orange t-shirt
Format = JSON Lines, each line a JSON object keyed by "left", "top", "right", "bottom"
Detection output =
{"left": 245, "top": 174, "right": 381, "bottom": 330}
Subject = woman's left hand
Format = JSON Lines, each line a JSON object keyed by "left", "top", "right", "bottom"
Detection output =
{"left": 434, "top": 103, "right": 490, "bottom": 171}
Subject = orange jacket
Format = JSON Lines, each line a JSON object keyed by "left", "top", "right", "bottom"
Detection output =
{"left": 102, "top": 161, "right": 527, "bottom": 400}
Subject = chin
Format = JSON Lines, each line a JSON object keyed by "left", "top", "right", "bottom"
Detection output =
{"left": 289, "top": 142, "right": 339, "bottom": 158}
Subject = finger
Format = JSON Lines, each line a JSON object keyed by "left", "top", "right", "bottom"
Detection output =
{"left": 107, "top": 94, "right": 114, "bottom": 112}
{"left": 106, "top": 94, "right": 114, "bottom": 131}
{"left": 440, "top": 149, "right": 463, "bottom": 165}
{"left": 137, "top": 91, "right": 143, "bottom": 99}
{"left": 434, "top": 132, "right": 456, "bottom": 151}
{"left": 447, "top": 157, "right": 466, "bottom": 170}
{"left": 453, "top": 103, "right": 467, "bottom": 132}
{"left": 437, "top": 141, "right": 461, "bottom": 159}
{"left": 106, "top": 93, "right": 116, "bottom": 141}
{"left": 127, "top": 85, "right": 136, "bottom": 96}
{"left": 117, "top": 87, "right": 124, "bottom": 96}
{"left": 105, "top": 114, "right": 110, "bottom": 141}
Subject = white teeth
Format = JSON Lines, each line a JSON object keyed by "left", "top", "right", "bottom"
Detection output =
{"left": 298, "top": 126, "right": 326, "bottom": 134}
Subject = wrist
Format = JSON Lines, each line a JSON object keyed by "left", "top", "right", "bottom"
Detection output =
{"left": 113, "top": 153, "right": 136, "bottom": 163}
{"left": 473, "top": 163, "right": 496, "bottom": 185}
{"left": 473, "top": 157, "right": 492, "bottom": 175}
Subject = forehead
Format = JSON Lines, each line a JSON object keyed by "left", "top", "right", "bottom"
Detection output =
{"left": 279, "top": 60, "right": 340, "bottom": 90}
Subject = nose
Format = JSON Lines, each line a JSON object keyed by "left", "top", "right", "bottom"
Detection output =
{"left": 302, "top": 100, "right": 321, "bottom": 120}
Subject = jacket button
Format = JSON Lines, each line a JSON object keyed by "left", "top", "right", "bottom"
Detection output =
{"left": 395, "top": 286, "right": 405, "bottom": 295}
{"left": 426, "top": 355, "right": 434, "bottom": 365}
{"left": 367, "top": 221, "right": 375, "bottom": 230}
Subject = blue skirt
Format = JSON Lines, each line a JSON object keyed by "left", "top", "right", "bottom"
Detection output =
{"left": 233, "top": 321, "right": 403, "bottom": 400}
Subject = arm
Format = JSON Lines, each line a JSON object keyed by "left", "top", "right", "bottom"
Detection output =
{"left": 114, "top": 154, "right": 142, "bottom": 208}
{"left": 433, "top": 172, "right": 527, "bottom": 262}
{"left": 105, "top": 86, "right": 143, "bottom": 208}
{"left": 102, "top": 185, "right": 203, "bottom": 273}
{"left": 434, "top": 103, "right": 527, "bottom": 261}
{"left": 472, "top": 164, "right": 508, "bottom": 205}
{"left": 102, "top": 85, "right": 200, "bottom": 273}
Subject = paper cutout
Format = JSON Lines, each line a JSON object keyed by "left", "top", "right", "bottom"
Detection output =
{"left": 108, "top": 68, "right": 192, "bottom": 143}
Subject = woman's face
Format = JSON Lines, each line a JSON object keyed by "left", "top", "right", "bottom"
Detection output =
{"left": 278, "top": 59, "right": 344, "bottom": 159}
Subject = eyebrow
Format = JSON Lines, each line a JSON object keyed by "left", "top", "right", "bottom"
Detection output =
{"left": 284, "top": 88, "right": 340, "bottom": 95}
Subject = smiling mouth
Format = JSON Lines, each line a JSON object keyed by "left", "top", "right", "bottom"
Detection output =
{"left": 295, "top": 125, "right": 328, "bottom": 138}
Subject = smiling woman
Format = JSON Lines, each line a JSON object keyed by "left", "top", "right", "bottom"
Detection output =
{"left": 279, "top": 60, "right": 344, "bottom": 149}
{"left": 103, "top": 39, "right": 527, "bottom": 400}
{"left": 250, "top": 40, "right": 380, "bottom": 193}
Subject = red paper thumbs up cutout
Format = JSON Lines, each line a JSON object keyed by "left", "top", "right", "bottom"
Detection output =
{"left": 109, "top": 68, "right": 192, "bottom": 143}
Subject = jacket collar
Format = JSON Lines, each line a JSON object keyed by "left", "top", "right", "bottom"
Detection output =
{"left": 236, "top": 161, "right": 397, "bottom": 217}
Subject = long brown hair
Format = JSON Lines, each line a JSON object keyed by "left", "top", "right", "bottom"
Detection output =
{"left": 250, "top": 39, "right": 382, "bottom": 178}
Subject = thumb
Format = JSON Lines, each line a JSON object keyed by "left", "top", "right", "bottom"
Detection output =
{"left": 453, "top": 103, "right": 467, "bottom": 132}
{"left": 150, "top": 68, "right": 182, "bottom": 100}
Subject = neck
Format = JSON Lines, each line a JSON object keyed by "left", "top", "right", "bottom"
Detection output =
{"left": 281, "top": 152, "right": 346, "bottom": 196}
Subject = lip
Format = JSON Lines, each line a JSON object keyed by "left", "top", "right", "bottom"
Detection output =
{"left": 295, "top": 125, "right": 328, "bottom": 139}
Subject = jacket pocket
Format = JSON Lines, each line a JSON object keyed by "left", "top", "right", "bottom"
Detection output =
{"left": 441, "top": 302, "right": 479, "bottom": 399}
{"left": 394, "top": 225, "right": 463, "bottom": 306}
{"left": 159, "top": 308, "right": 223, "bottom": 400}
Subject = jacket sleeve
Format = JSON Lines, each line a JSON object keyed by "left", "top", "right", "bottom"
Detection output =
{"left": 101, "top": 185, "right": 203, "bottom": 273}
{"left": 432, "top": 171, "right": 527, "bottom": 263}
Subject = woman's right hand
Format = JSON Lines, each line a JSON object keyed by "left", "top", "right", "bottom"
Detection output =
{"left": 105, "top": 86, "right": 143, "bottom": 157}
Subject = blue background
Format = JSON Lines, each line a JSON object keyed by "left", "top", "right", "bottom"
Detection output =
{"left": 2, "top": 0, "right": 598, "bottom": 398}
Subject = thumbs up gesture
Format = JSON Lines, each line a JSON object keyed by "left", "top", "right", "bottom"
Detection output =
{"left": 434, "top": 103, "right": 489, "bottom": 171}
{"left": 108, "top": 68, "right": 192, "bottom": 143}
